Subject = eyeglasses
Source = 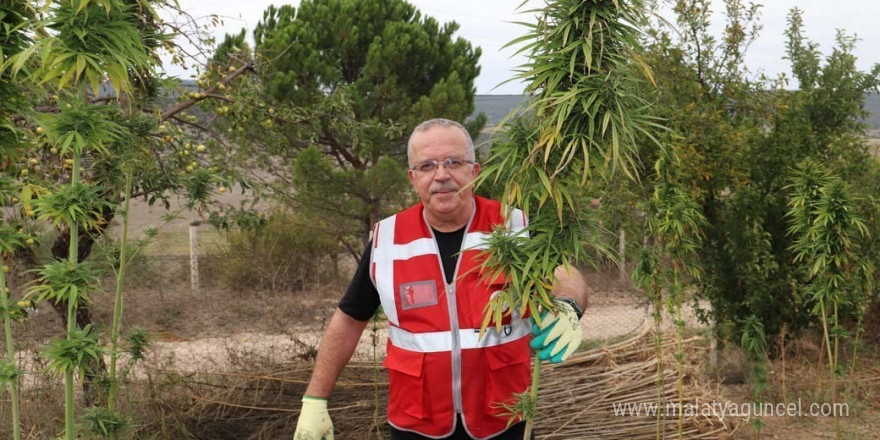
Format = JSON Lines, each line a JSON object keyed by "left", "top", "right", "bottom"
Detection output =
{"left": 409, "top": 157, "right": 475, "bottom": 173}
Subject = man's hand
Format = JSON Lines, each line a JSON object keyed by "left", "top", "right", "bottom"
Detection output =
{"left": 294, "top": 396, "right": 334, "bottom": 440}
{"left": 529, "top": 299, "right": 581, "bottom": 363}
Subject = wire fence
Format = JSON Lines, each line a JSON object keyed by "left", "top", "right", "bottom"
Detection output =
{"left": 119, "top": 253, "right": 706, "bottom": 347}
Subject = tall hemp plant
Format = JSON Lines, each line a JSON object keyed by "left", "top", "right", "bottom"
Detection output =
{"left": 786, "top": 160, "right": 870, "bottom": 439}
{"left": 632, "top": 147, "right": 705, "bottom": 440}
{"left": 1, "top": 3, "right": 35, "bottom": 439}
{"left": 740, "top": 314, "right": 768, "bottom": 438}
{"left": 0, "top": 222, "right": 28, "bottom": 440}
{"left": 475, "top": 0, "right": 659, "bottom": 436}
{"left": 6, "top": 0, "right": 158, "bottom": 438}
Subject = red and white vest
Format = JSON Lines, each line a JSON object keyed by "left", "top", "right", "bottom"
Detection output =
{"left": 370, "top": 196, "right": 531, "bottom": 439}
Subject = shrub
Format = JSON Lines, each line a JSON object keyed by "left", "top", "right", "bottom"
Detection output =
{"left": 218, "top": 209, "right": 341, "bottom": 292}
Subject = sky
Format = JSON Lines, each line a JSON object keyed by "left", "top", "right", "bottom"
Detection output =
{"left": 160, "top": 0, "right": 880, "bottom": 94}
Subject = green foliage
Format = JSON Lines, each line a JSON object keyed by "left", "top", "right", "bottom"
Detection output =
{"left": 0, "top": 359, "right": 22, "bottom": 387}
{"left": 785, "top": 159, "right": 870, "bottom": 437}
{"left": 182, "top": 168, "right": 221, "bottom": 208}
{"left": 508, "top": 0, "right": 660, "bottom": 181}
{"left": 2, "top": 2, "right": 231, "bottom": 439}
{"left": 33, "top": 182, "right": 114, "bottom": 229}
{"left": 26, "top": 259, "right": 104, "bottom": 306}
{"left": 34, "top": 100, "right": 125, "bottom": 157}
{"left": 741, "top": 315, "right": 768, "bottom": 437}
{"left": 1, "top": 300, "right": 32, "bottom": 323}
{"left": 80, "top": 406, "right": 130, "bottom": 439}
{"left": 642, "top": 0, "right": 880, "bottom": 344}
{"left": 635, "top": 145, "right": 706, "bottom": 439}
{"left": 0, "top": 226, "right": 26, "bottom": 254}
{"left": 291, "top": 144, "right": 410, "bottom": 252}
{"left": 220, "top": 208, "right": 341, "bottom": 291}
{"left": 124, "top": 327, "right": 149, "bottom": 363}
{"left": 491, "top": 389, "right": 536, "bottom": 429}
{"left": 479, "top": 0, "right": 656, "bottom": 434}
{"left": 15, "top": 0, "right": 155, "bottom": 95}
{"left": 210, "top": 0, "right": 484, "bottom": 249}
{"left": 44, "top": 324, "right": 104, "bottom": 376}
{"left": 0, "top": 2, "right": 34, "bottom": 140}
{"left": 254, "top": 0, "right": 480, "bottom": 122}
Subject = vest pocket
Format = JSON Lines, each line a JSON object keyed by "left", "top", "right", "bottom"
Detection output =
{"left": 484, "top": 336, "right": 531, "bottom": 417}
{"left": 383, "top": 344, "right": 428, "bottom": 420}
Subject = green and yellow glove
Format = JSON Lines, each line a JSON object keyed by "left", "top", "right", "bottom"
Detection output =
{"left": 529, "top": 298, "right": 582, "bottom": 363}
{"left": 294, "top": 396, "right": 334, "bottom": 440}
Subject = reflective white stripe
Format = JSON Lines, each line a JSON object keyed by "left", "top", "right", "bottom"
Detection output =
{"left": 460, "top": 318, "right": 531, "bottom": 349}
{"left": 374, "top": 216, "right": 399, "bottom": 326}
{"left": 388, "top": 319, "right": 531, "bottom": 353}
{"left": 374, "top": 237, "right": 435, "bottom": 261}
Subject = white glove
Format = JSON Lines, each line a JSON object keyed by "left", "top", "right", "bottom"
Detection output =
{"left": 294, "top": 396, "right": 334, "bottom": 440}
{"left": 529, "top": 299, "right": 581, "bottom": 363}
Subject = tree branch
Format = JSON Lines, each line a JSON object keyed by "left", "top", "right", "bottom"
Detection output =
{"left": 161, "top": 62, "right": 253, "bottom": 121}
{"left": 320, "top": 125, "right": 362, "bottom": 169}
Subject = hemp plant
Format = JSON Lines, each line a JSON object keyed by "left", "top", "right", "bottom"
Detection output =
{"left": 633, "top": 148, "right": 705, "bottom": 440}
{"left": 740, "top": 315, "right": 768, "bottom": 438}
{"left": 6, "top": 1, "right": 157, "bottom": 437}
{"left": 0, "top": 222, "right": 28, "bottom": 440}
{"left": 786, "top": 160, "right": 870, "bottom": 439}
{"left": 475, "top": 0, "right": 659, "bottom": 436}
{"left": 104, "top": 167, "right": 178, "bottom": 418}
{"left": 25, "top": 98, "right": 124, "bottom": 440}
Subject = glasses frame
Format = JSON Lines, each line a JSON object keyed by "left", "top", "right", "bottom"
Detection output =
{"left": 409, "top": 157, "right": 476, "bottom": 173}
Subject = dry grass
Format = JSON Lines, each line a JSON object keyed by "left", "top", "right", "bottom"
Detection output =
{"left": 152, "top": 328, "right": 734, "bottom": 440}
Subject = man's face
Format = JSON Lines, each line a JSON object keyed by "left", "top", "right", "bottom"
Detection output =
{"left": 407, "top": 125, "right": 480, "bottom": 226}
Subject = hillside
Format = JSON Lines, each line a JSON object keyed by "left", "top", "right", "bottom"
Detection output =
{"left": 169, "top": 81, "right": 880, "bottom": 130}
{"left": 865, "top": 93, "right": 880, "bottom": 129}
{"left": 475, "top": 93, "right": 880, "bottom": 130}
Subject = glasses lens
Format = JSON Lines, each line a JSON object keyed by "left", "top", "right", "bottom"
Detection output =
{"left": 444, "top": 158, "right": 465, "bottom": 169}
{"left": 416, "top": 161, "right": 438, "bottom": 172}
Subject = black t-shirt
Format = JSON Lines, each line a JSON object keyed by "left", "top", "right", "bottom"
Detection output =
{"left": 338, "top": 226, "right": 465, "bottom": 321}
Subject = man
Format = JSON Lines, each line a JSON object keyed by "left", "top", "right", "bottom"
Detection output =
{"left": 294, "top": 119, "right": 587, "bottom": 440}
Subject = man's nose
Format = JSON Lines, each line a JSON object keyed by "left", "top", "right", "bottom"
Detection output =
{"left": 433, "top": 164, "right": 452, "bottom": 180}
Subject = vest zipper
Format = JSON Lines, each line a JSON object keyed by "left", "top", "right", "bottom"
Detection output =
{"left": 424, "top": 199, "right": 476, "bottom": 426}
